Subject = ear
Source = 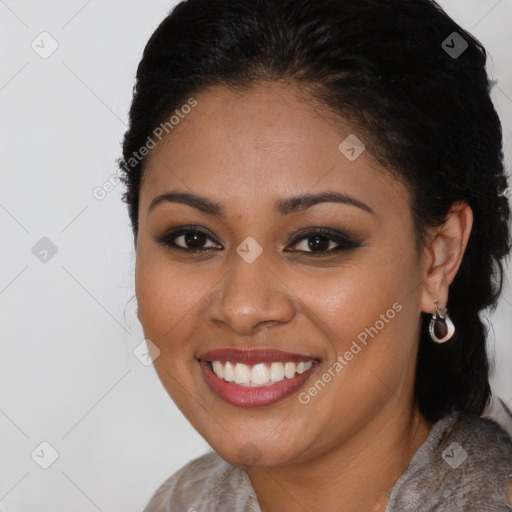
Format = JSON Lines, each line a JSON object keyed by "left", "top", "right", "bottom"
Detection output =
{"left": 420, "top": 201, "right": 473, "bottom": 315}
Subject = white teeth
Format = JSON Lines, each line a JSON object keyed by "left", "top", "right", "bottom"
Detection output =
{"left": 296, "top": 361, "right": 313, "bottom": 374}
{"left": 234, "top": 363, "right": 251, "bottom": 384}
{"left": 284, "top": 362, "right": 296, "bottom": 379}
{"left": 210, "top": 360, "right": 315, "bottom": 386}
{"left": 270, "top": 362, "right": 285, "bottom": 382}
{"left": 224, "top": 361, "right": 235, "bottom": 382}
{"left": 212, "top": 361, "right": 224, "bottom": 379}
{"left": 251, "top": 363, "right": 270, "bottom": 385}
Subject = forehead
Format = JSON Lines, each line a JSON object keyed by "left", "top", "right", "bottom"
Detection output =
{"left": 140, "top": 82, "right": 410, "bottom": 216}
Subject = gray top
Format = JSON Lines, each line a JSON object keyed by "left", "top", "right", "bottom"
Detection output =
{"left": 144, "top": 411, "right": 512, "bottom": 511}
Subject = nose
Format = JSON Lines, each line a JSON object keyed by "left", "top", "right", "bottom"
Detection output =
{"left": 207, "top": 249, "right": 296, "bottom": 336}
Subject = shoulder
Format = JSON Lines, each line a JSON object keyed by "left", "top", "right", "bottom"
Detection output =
{"left": 388, "top": 411, "right": 512, "bottom": 511}
{"left": 143, "top": 450, "right": 259, "bottom": 512}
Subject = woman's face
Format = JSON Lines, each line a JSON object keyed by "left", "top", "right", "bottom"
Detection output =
{"left": 135, "top": 82, "right": 430, "bottom": 467}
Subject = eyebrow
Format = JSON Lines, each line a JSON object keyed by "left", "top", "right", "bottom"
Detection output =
{"left": 148, "top": 190, "right": 374, "bottom": 216}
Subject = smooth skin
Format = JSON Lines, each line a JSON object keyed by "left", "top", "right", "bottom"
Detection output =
{"left": 135, "top": 81, "right": 473, "bottom": 512}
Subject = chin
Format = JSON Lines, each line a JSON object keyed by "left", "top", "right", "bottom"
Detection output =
{"left": 216, "top": 443, "right": 298, "bottom": 469}
{"left": 200, "top": 426, "right": 310, "bottom": 469}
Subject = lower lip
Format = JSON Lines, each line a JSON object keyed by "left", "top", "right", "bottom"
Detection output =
{"left": 198, "top": 360, "right": 319, "bottom": 408}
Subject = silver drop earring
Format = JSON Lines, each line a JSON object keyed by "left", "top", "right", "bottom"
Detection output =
{"left": 429, "top": 299, "right": 455, "bottom": 343}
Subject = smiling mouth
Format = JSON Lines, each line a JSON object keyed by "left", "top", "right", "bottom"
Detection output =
{"left": 206, "top": 359, "right": 315, "bottom": 386}
{"left": 197, "top": 348, "right": 321, "bottom": 407}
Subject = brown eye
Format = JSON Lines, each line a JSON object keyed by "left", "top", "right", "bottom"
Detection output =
{"left": 154, "top": 227, "right": 222, "bottom": 252}
{"left": 154, "top": 226, "right": 361, "bottom": 256}
{"left": 285, "top": 228, "right": 361, "bottom": 256}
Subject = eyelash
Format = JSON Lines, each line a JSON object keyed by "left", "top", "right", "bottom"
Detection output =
{"left": 154, "top": 226, "right": 361, "bottom": 257}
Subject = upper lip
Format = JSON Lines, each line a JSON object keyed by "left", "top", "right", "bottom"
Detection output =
{"left": 197, "top": 348, "right": 319, "bottom": 364}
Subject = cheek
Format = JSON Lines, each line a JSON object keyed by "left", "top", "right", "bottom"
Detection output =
{"left": 290, "top": 260, "right": 405, "bottom": 346}
{"left": 290, "top": 252, "right": 420, "bottom": 392}
{"left": 135, "top": 253, "right": 209, "bottom": 412}
{"left": 291, "top": 265, "right": 419, "bottom": 435}
{"left": 135, "top": 250, "right": 206, "bottom": 357}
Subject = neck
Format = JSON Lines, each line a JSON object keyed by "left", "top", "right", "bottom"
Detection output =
{"left": 244, "top": 404, "right": 433, "bottom": 512}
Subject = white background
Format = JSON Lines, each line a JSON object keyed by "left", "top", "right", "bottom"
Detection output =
{"left": 0, "top": 1, "right": 511, "bottom": 510}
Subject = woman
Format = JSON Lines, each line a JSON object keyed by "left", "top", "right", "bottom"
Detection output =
{"left": 118, "top": 0, "right": 512, "bottom": 510}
